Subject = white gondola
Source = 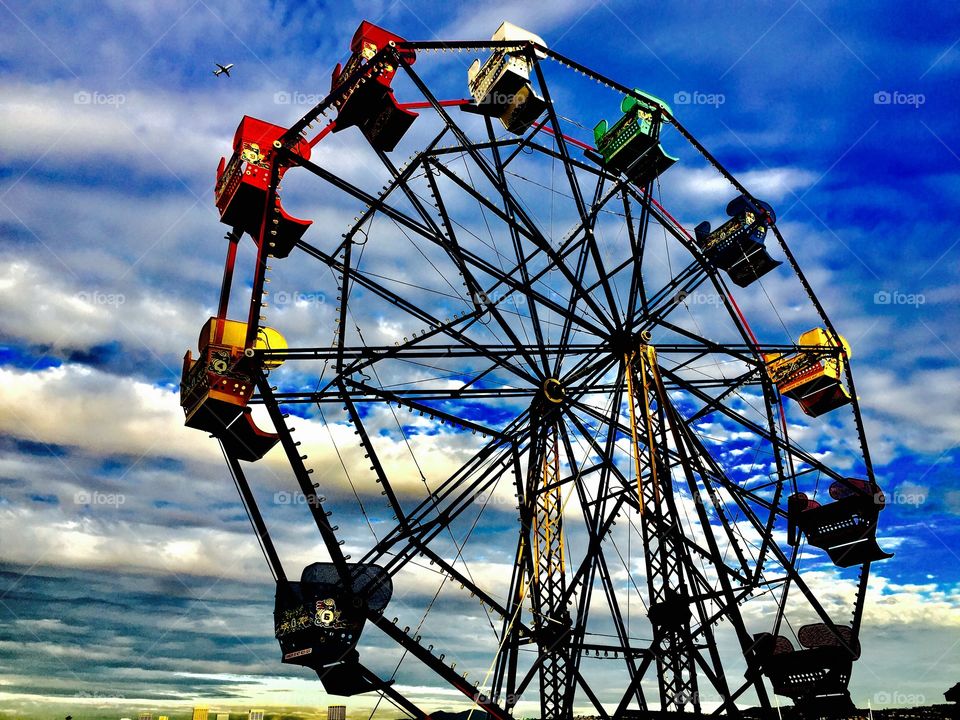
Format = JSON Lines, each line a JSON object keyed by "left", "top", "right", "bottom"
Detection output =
{"left": 466, "top": 22, "right": 549, "bottom": 135}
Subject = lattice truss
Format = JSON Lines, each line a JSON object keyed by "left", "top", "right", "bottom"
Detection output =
{"left": 177, "top": 19, "right": 891, "bottom": 720}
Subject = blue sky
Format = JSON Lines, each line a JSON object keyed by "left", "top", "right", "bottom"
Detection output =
{"left": 1, "top": 0, "right": 959, "bottom": 717}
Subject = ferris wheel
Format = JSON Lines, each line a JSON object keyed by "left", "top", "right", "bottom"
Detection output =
{"left": 179, "top": 19, "right": 892, "bottom": 720}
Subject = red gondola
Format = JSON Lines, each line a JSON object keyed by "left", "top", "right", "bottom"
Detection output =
{"left": 330, "top": 22, "right": 418, "bottom": 151}
{"left": 215, "top": 116, "right": 312, "bottom": 258}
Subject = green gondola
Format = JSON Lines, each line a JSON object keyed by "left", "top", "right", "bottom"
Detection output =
{"left": 593, "top": 88, "right": 677, "bottom": 186}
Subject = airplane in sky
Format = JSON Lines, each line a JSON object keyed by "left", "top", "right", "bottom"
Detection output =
{"left": 213, "top": 63, "right": 234, "bottom": 77}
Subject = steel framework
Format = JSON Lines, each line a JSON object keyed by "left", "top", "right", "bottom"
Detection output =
{"left": 180, "top": 25, "right": 891, "bottom": 720}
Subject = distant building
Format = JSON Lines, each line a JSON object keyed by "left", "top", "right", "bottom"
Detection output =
{"left": 193, "top": 707, "right": 209, "bottom": 720}
{"left": 158, "top": 716, "right": 169, "bottom": 720}
{"left": 138, "top": 713, "right": 152, "bottom": 720}
{"left": 215, "top": 714, "right": 229, "bottom": 720}
{"left": 946, "top": 682, "right": 960, "bottom": 703}
{"left": 328, "top": 706, "right": 346, "bottom": 720}
{"left": 248, "top": 710, "right": 264, "bottom": 720}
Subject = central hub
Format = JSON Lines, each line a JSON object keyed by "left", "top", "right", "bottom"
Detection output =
{"left": 542, "top": 377, "right": 565, "bottom": 404}
{"left": 531, "top": 377, "right": 567, "bottom": 422}
{"left": 609, "top": 329, "right": 653, "bottom": 357}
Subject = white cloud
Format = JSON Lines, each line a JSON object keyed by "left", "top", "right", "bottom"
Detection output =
{"left": 663, "top": 165, "right": 819, "bottom": 210}
{"left": 0, "top": 259, "right": 199, "bottom": 371}
{"left": 0, "top": 364, "right": 204, "bottom": 457}
{"left": 436, "top": 0, "right": 589, "bottom": 45}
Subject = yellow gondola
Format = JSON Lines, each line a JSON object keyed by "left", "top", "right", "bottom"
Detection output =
{"left": 180, "top": 317, "right": 286, "bottom": 461}
{"left": 764, "top": 327, "right": 851, "bottom": 417}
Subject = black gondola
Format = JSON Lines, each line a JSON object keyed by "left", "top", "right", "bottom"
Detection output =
{"left": 788, "top": 478, "right": 894, "bottom": 567}
{"left": 694, "top": 195, "right": 782, "bottom": 287}
{"left": 275, "top": 562, "right": 393, "bottom": 695}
